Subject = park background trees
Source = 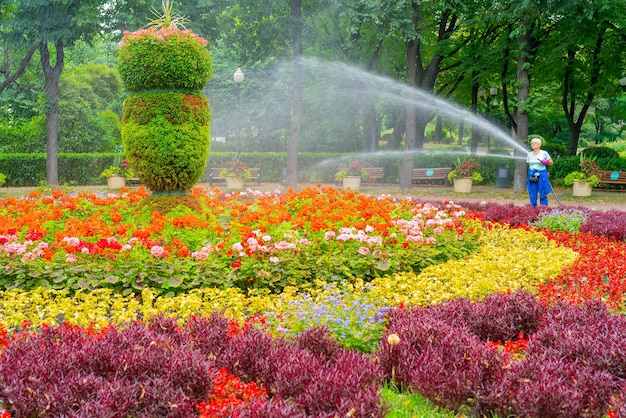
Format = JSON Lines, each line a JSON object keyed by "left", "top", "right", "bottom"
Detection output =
{"left": 1, "top": 0, "right": 625, "bottom": 188}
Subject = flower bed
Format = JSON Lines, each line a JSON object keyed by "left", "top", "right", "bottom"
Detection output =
{"left": 1, "top": 187, "right": 626, "bottom": 416}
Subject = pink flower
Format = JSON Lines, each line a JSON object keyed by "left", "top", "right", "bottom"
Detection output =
{"left": 150, "top": 245, "right": 166, "bottom": 257}
{"left": 357, "top": 246, "right": 370, "bottom": 255}
{"left": 275, "top": 241, "right": 295, "bottom": 250}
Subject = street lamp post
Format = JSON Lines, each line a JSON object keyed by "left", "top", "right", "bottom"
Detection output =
{"left": 479, "top": 86, "right": 498, "bottom": 150}
{"left": 234, "top": 68, "right": 244, "bottom": 160}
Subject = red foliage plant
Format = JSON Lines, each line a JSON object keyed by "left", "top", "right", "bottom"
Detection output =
{"left": 0, "top": 315, "right": 385, "bottom": 418}
{"left": 376, "top": 291, "right": 626, "bottom": 417}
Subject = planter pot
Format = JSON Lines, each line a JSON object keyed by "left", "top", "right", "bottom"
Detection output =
{"left": 572, "top": 180, "right": 592, "bottom": 197}
{"left": 225, "top": 176, "right": 245, "bottom": 190}
{"left": 453, "top": 177, "right": 473, "bottom": 193}
{"left": 106, "top": 175, "right": 126, "bottom": 189}
{"left": 342, "top": 176, "right": 361, "bottom": 190}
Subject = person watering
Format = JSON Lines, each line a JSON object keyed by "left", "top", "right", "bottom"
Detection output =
{"left": 526, "top": 138, "right": 553, "bottom": 207}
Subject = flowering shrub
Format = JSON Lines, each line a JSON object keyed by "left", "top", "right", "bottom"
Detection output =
{"left": 531, "top": 207, "right": 589, "bottom": 232}
{"left": 447, "top": 157, "right": 483, "bottom": 182}
{"left": 220, "top": 160, "right": 251, "bottom": 179}
{"left": 335, "top": 160, "right": 370, "bottom": 181}
{"left": 120, "top": 26, "right": 208, "bottom": 49}
{"left": 0, "top": 188, "right": 480, "bottom": 296}
{"left": 564, "top": 154, "right": 602, "bottom": 187}
{"left": 99, "top": 159, "right": 132, "bottom": 179}
{"left": 118, "top": 26, "right": 211, "bottom": 92}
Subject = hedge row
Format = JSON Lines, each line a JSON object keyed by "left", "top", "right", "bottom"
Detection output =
{"left": 1, "top": 152, "right": 625, "bottom": 188}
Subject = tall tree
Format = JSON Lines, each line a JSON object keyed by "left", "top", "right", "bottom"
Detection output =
{"left": 397, "top": 0, "right": 472, "bottom": 190}
{"left": 286, "top": 0, "right": 303, "bottom": 189}
{"left": 5, "top": 0, "right": 110, "bottom": 185}
{"left": 547, "top": 0, "right": 626, "bottom": 155}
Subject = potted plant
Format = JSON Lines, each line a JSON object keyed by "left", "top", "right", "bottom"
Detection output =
{"left": 563, "top": 155, "right": 601, "bottom": 197}
{"left": 100, "top": 159, "right": 132, "bottom": 188}
{"left": 220, "top": 161, "right": 251, "bottom": 189}
{"left": 447, "top": 157, "right": 483, "bottom": 193}
{"left": 335, "top": 161, "right": 369, "bottom": 190}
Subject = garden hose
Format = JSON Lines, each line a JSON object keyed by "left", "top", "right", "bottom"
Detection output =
{"left": 548, "top": 177, "right": 563, "bottom": 207}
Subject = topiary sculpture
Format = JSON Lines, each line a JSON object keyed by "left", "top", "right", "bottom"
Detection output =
{"left": 118, "top": 3, "right": 212, "bottom": 193}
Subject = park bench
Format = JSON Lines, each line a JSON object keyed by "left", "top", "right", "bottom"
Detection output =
{"left": 208, "top": 167, "right": 262, "bottom": 186}
{"left": 127, "top": 177, "right": 141, "bottom": 186}
{"left": 598, "top": 170, "right": 626, "bottom": 186}
{"left": 363, "top": 167, "right": 385, "bottom": 184}
{"left": 412, "top": 168, "right": 453, "bottom": 185}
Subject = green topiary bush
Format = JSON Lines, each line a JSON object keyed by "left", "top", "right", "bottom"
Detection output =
{"left": 119, "top": 24, "right": 213, "bottom": 193}
{"left": 122, "top": 116, "right": 210, "bottom": 192}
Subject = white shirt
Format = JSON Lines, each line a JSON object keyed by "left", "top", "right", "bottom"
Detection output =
{"left": 527, "top": 150, "right": 551, "bottom": 171}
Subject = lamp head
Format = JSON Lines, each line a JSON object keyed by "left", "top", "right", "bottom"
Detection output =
{"left": 234, "top": 68, "right": 244, "bottom": 84}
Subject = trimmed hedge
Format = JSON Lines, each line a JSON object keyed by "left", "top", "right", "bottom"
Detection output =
{"left": 3, "top": 152, "right": 626, "bottom": 188}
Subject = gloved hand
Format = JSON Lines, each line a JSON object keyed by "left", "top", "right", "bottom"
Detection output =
{"left": 541, "top": 159, "right": 550, "bottom": 165}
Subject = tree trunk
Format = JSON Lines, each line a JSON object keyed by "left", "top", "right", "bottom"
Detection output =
{"left": 286, "top": 0, "right": 302, "bottom": 189}
{"left": 563, "top": 29, "right": 604, "bottom": 156}
{"left": 388, "top": 113, "right": 405, "bottom": 150}
{"left": 362, "top": 97, "right": 380, "bottom": 152}
{"left": 434, "top": 115, "right": 442, "bottom": 143}
{"left": 40, "top": 41, "right": 64, "bottom": 186}
{"left": 514, "top": 31, "right": 531, "bottom": 191}
{"left": 401, "top": 34, "right": 418, "bottom": 190}
{"left": 457, "top": 120, "right": 465, "bottom": 146}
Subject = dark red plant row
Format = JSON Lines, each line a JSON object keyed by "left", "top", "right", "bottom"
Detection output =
{"left": 0, "top": 316, "right": 385, "bottom": 417}
{"left": 377, "top": 290, "right": 626, "bottom": 417}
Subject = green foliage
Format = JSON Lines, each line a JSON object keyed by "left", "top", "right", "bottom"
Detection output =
{"left": 0, "top": 172, "right": 6, "bottom": 186}
{"left": 5, "top": 0, "right": 106, "bottom": 47}
{"left": 532, "top": 209, "right": 587, "bottom": 233}
{"left": 122, "top": 92, "right": 210, "bottom": 126}
{"left": 0, "top": 116, "right": 46, "bottom": 153}
{"left": 57, "top": 62, "right": 121, "bottom": 153}
{"left": 382, "top": 385, "right": 456, "bottom": 418}
{"left": 118, "top": 28, "right": 212, "bottom": 91}
{"left": 122, "top": 115, "right": 210, "bottom": 192}
{"left": 0, "top": 153, "right": 130, "bottom": 187}
{"left": 541, "top": 143, "right": 568, "bottom": 159}
{"left": 563, "top": 171, "right": 600, "bottom": 187}
{"left": 144, "top": 0, "right": 190, "bottom": 29}
{"left": 121, "top": 91, "right": 211, "bottom": 192}
{"left": 580, "top": 146, "right": 620, "bottom": 159}
{"left": 136, "top": 194, "right": 203, "bottom": 216}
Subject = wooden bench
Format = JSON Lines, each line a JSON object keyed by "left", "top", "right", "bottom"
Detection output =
{"left": 598, "top": 170, "right": 626, "bottom": 186}
{"left": 412, "top": 168, "right": 453, "bottom": 185}
{"left": 363, "top": 167, "right": 384, "bottom": 184}
{"left": 208, "top": 167, "right": 261, "bottom": 186}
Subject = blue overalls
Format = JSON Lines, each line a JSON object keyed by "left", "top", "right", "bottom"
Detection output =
{"left": 527, "top": 168, "right": 551, "bottom": 207}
